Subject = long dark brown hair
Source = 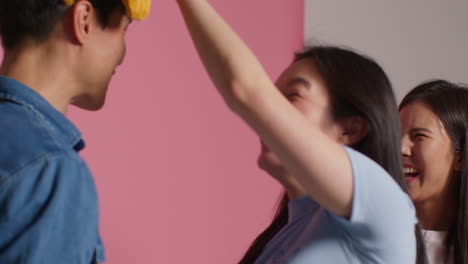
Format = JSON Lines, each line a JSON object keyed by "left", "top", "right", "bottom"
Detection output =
{"left": 400, "top": 80, "right": 468, "bottom": 263}
{"left": 240, "top": 46, "right": 427, "bottom": 264}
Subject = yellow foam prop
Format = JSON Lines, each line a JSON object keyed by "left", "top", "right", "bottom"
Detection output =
{"left": 122, "top": 0, "right": 151, "bottom": 21}
{"left": 63, "top": 0, "right": 151, "bottom": 21}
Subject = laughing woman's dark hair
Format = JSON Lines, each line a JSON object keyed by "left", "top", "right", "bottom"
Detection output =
{"left": 400, "top": 80, "right": 468, "bottom": 263}
{"left": 239, "top": 46, "right": 427, "bottom": 264}
{"left": 0, "top": 0, "right": 124, "bottom": 49}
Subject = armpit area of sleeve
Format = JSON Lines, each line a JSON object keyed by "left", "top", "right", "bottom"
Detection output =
{"left": 329, "top": 146, "right": 417, "bottom": 234}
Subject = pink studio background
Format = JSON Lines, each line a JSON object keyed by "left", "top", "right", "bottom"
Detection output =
{"left": 0, "top": 1, "right": 303, "bottom": 263}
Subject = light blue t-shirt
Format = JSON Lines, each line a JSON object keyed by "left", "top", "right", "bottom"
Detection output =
{"left": 255, "top": 147, "right": 417, "bottom": 264}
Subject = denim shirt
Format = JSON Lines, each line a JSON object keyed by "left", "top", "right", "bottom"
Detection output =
{"left": 0, "top": 76, "right": 105, "bottom": 263}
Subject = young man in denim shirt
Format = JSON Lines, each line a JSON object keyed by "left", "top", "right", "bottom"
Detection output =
{"left": 0, "top": 1, "right": 148, "bottom": 263}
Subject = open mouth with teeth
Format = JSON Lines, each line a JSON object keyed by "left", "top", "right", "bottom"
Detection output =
{"left": 404, "top": 167, "right": 420, "bottom": 183}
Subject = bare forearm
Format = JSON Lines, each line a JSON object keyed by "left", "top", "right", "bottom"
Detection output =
{"left": 176, "top": 0, "right": 271, "bottom": 109}
{"left": 176, "top": 0, "right": 354, "bottom": 217}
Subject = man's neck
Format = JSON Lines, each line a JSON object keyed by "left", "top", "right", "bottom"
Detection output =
{"left": 0, "top": 44, "right": 76, "bottom": 115}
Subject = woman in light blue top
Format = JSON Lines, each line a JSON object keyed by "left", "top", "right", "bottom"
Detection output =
{"left": 176, "top": 1, "right": 424, "bottom": 263}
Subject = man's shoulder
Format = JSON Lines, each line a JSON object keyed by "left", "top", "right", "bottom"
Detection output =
{"left": 0, "top": 101, "right": 72, "bottom": 181}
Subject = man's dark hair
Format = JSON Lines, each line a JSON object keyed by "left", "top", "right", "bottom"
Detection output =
{"left": 0, "top": 0, "right": 125, "bottom": 49}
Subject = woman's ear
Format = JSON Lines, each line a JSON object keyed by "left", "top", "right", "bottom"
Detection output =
{"left": 453, "top": 152, "right": 463, "bottom": 172}
{"left": 338, "top": 116, "right": 369, "bottom": 146}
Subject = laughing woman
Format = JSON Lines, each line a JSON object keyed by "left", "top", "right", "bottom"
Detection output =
{"left": 176, "top": 1, "right": 420, "bottom": 263}
{"left": 400, "top": 80, "right": 468, "bottom": 264}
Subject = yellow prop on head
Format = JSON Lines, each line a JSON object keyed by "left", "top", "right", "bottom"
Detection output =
{"left": 122, "top": 0, "right": 151, "bottom": 21}
{"left": 63, "top": 0, "right": 151, "bottom": 21}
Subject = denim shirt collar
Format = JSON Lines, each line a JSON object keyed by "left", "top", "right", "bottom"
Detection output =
{"left": 0, "top": 76, "right": 85, "bottom": 151}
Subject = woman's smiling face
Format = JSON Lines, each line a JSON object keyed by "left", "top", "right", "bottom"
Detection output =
{"left": 400, "top": 101, "right": 459, "bottom": 204}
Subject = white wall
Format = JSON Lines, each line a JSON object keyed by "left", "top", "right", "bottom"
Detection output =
{"left": 305, "top": 0, "right": 468, "bottom": 100}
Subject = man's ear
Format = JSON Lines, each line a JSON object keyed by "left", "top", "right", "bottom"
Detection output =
{"left": 70, "top": 1, "right": 95, "bottom": 45}
{"left": 337, "top": 116, "right": 369, "bottom": 146}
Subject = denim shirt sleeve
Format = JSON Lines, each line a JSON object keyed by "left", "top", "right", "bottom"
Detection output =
{"left": 0, "top": 151, "right": 101, "bottom": 264}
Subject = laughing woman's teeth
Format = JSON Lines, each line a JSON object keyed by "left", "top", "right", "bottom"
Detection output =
{"left": 403, "top": 167, "right": 419, "bottom": 175}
